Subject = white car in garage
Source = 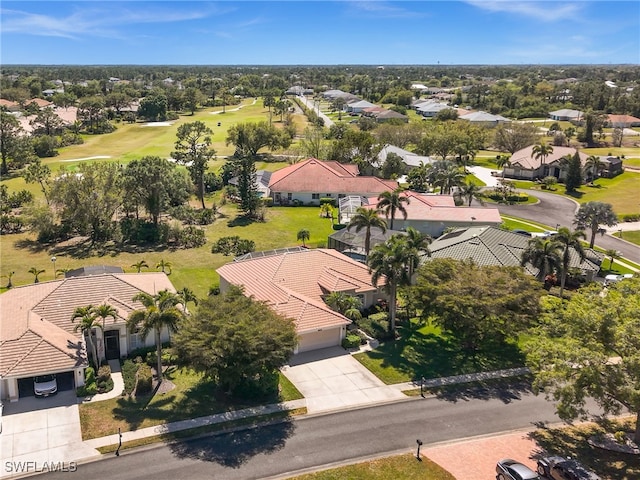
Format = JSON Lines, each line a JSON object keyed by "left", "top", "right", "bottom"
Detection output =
{"left": 34, "top": 374, "right": 58, "bottom": 397}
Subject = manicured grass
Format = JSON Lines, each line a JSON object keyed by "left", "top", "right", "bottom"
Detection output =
{"left": 0, "top": 205, "right": 336, "bottom": 300}
{"left": 288, "top": 453, "right": 455, "bottom": 480}
{"left": 529, "top": 417, "right": 640, "bottom": 480}
{"left": 79, "top": 366, "right": 304, "bottom": 440}
{"left": 500, "top": 215, "right": 551, "bottom": 231}
{"left": 353, "top": 320, "right": 526, "bottom": 385}
{"left": 278, "top": 372, "right": 304, "bottom": 401}
{"left": 465, "top": 173, "right": 486, "bottom": 186}
{"left": 614, "top": 230, "right": 640, "bottom": 246}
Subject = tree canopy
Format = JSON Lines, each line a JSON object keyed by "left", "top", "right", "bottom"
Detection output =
{"left": 173, "top": 285, "right": 297, "bottom": 397}
{"left": 574, "top": 201, "right": 617, "bottom": 248}
{"left": 524, "top": 278, "right": 640, "bottom": 442}
{"left": 226, "top": 121, "right": 292, "bottom": 158}
{"left": 412, "top": 258, "right": 542, "bottom": 351}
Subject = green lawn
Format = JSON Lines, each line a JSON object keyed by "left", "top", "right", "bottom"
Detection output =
{"left": 499, "top": 216, "right": 548, "bottom": 232}
{"left": 0, "top": 205, "right": 336, "bottom": 298}
{"left": 287, "top": 453, "right": 455, "bottom": 480}
{"left": 614, "top": 230, "right": 640, "bottom": 246}
{"left": 353, "top": 319, "right": 526, "bottom": 385}
{"left": 79, "top": 367, "right": 301, "bottom": 440}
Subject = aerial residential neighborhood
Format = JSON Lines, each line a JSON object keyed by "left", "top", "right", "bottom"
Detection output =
{"left": 1, "top": 1, "right": 639, "bottom": 480}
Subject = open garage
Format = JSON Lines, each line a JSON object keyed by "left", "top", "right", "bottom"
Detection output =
{"left": 17, "top": 371, "right": 76, "bottom": 398}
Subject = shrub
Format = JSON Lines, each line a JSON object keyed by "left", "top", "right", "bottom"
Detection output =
{"left": 319, "top": 198, "right": 336, "bottom": 207}
{"left": 85, "top": 366, "right": 96, "bottom": 385}
{"left": 76, "top": 383, "right": 98, "bottom": 397}
{"left": 341, "top": 334, "right": 361, "bottom": 349}
{"left": 358, "top": 313, "right": 394, "bottom": 341}
{"left": 97, "top": 377, "right": 114, "bottom": 394}
{"left": 176, "top": 225, "right": 206, "bottom": 248}
{"left": 135, "top": 363, "right": 153, "bottom": 395}
{"left": 122, "top": 359, "right": 138, "bottom": 395}
{"left": 622, "top": 213, "right": 640, "bottom": 222}
{"left": 0, "top": 215, "right": 24, "bottom": 234}
{"left": 232, "top": 370, "right": 279, "bottom": 400}
{"left": 261, "top": 197, "right": 273, "bottom": 207}
{"left": 146, "top": 348, "right": 177, "bottom": 368}
{"left": 211, "top": 236, "right": 255, "bottom": 256}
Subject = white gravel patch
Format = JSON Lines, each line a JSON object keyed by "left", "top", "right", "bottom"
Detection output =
{"left": 141, "top": 121, "right": 174, "bottom": 127}
{"left": 60, "top": 156, "right": 111, "bottom": 162}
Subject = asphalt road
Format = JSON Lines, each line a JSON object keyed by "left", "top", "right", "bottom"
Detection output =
{"left": 43, "top": 390, "right": 578, "bottom": 480}
{"left": 497, "top": 189, "right": 640, "bottom": 264}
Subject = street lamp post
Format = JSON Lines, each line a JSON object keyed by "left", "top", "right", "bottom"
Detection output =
{"left": 51, "top": 256, "right": 56, "bottom": 279}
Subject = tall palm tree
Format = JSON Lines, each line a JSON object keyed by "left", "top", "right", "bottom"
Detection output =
{"left": 585, "top": 155, "right": 605, "bottom": 183}
{"left": 347, "top": 207, "right": 387, "bottom": 256}
{"left": 377, "top": 188, "right": 410, "bottom": 231}
{"left": 604, "top": 248, "right": 622, "bottom": 271}
{"left": 532, "top": 142, "right": 554, "bottom": 178}
{"left": 93, "top": 303, "right": 118, "bottom": 362}
{"left": 521, "top": 237, "right": 563, "bottom": 282}
{"left": 177, "top": 286, "right": 199, "bottom": 307}
{"left": 72, "top": 305, "right": 101, "bottom": 368}
{"left": 404, "top": 227, "right": 432, "bottom": 279}
{"left": 131, "top": 260, "right": 149, "bottom": 273}
{"left": 155, "top": 259, "right": 172, "bottom": 275}
{"left": 435, "top": 164, "right": 466, "bottom": 195}
{"left": 126, "top": 290, "right": 185, "bottom": 382}
{"left": 457, "top": 181, "right": 485, "bottom": 207}
{"left": 297, "top": 228, "right": 310, "bottom": 247}
{"left": 28, "top": 267, "right": 45, "bottom": 284}
{"left": 554, "top": 227, "right": 586, "bottom": 299}
{"left": 368, "top": 235, "right": 413, "bottom": 334}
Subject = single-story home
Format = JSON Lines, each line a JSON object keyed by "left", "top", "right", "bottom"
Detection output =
{"left": 0, "top": 99, "right": 20, "bottom": 112}
{"left": 503, "top": 145, "right": 590, "bottom": 181}
{"left": 370, "top": 109, "right": 409, "bottom": 123}
{"left": 359, "top": 191, "right": 502, "bottom": 238}
{"left": 415, "top": 102, "right": 451, "bottom": 118}
{"left": 268, "top": 158, "right": 398, "bottom": 205}
{"left": 374, "top": 144, "right": 433, "bottom": 170}
{"left": 328, "top": 226, "right": 405, "bottom": 261}
{"left": 228, "top": 169, "right": 272, "bottom": 198}
{"left": 321, "top": 90, "right": 359, "bottom": 103}
{"left": 422, "top": 226, "right": 602, "bottom": 280}
{"left": 549, "top": 109, "right": 583, "bottom": 122}
{"left": 459, "top": 111, "right": 510, "bottom": 126}
{"left": 0, "top": 272, "right": 176, "bottom": 403}
{"left": 26, "top": 98, "right": 54, "bottom": 109}
{"left": 217, "top": 248, "right": 387, "bottom": 353}
{"left": 607, "top": 114, "right": 640, "bottom": 128}
{"left": 346, "top": 99, "right": 377, "bottom": 114}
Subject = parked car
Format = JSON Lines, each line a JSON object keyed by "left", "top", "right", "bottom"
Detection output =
{"left": 496, "top": 458, "right": 541, "bottom": 480}
{"left": 603, "top": 273, "right": 633, "bottom": 286}
{"left": 34, "top": 374, "right": 57, "bottom": 397}
{"left": 537, "top": 456, "right": 600, "bottom": 480}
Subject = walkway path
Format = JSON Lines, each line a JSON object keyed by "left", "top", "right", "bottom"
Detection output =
{"left": 295, "top": 95, "right": 334, "bottom": 127}
{"left": 82, "top": 360, "right": 124, "bottom": 403}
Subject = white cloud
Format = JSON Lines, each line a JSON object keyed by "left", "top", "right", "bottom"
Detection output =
{"left": 466, "top": 1, "right": 582, "bottom": 22}
{"left": 0, "top": 5, "right": 222, "bottom": 40}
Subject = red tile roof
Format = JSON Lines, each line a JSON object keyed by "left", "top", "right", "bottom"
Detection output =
{"left": 607, "top": 114, "right": 640, "bottom": 124}
{"left": 269, "top": 158, "right": 398, "bottom": 195}
{"left": 217, "top": 249, "right": 383, "bottom": 333}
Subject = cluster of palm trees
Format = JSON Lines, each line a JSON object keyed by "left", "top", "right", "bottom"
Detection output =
{"left": 520, "top": 226, "right": 586, "bottom": 298}
{"left": 131, "top": 259, "right": 173, "bottom": 275}
{"left": 407, "top": 160, "right": 469, "bottom": 195}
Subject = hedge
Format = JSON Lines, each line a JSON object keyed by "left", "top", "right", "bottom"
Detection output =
{"left": 135, "top": 364, "right": 153, "bottom": 395}
{"left": 122, "top": 359, "right": 139, "bottom": 395}
{"left": 341, "top": 334, "right": 361, "bottom": 349}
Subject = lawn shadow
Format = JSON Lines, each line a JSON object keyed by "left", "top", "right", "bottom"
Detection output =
{"left": 112, "top": 394, "right": 176, "bottom": 432}
{"left": 168, "top": 418, "right": 296, "bottom": 468}
{"left": 14, "top": 237, "right": 50, "bottom": 254}
{"left": 427, "top": 375, "right": 533, "bottom": 404}
{"left": 227, "top": 215, "right": 258, "bottom": 228}
{"left": 566, "top": 190, "right": 584, "bottom": 199}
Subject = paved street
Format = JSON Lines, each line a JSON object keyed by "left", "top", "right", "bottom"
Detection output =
{"left": 40, "top": 391, "right": 578, "bottom": 480}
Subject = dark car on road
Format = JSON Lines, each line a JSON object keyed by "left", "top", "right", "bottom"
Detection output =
{"left": 496, "top": 458, "right": 542, "bottom": 480}
{"left": 537, "top": 456, "right": 600, "bottom": 480}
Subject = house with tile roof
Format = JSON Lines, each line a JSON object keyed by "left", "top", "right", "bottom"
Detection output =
{"left": 361, "top": 191, "right": 502, "bottom": 238}
{"left": 423, "top": 226, "right": 602, "bottom": 280}
{"left": 373, "top": 145, "right": 433, "bottom": 170}
{"left": 459, "top": 111, "right": 510, "bottom": 126}
{"left": 0, "top": 99, "right": 20, "bottom": 112}
{"left": 503, "top": 145, "right": 590, "bottom": 181}
{"left": 0, "top": 272, "right": 176, "bottom": 403}
{"left": 607, "top": 114, "right": 640, "bottom": 128}
{"left": 268, "top": 158, "right": 398, "bottom": 205}
{"left": 217, "top": 249, "right": 387, "bottom": 352}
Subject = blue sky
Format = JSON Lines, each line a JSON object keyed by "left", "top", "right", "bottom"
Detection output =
{"left": 2, "top": 1, "right": 639, "bottom": 65}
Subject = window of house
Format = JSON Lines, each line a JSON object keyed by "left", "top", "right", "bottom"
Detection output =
{"left": 129, "top": 328, "right": 141, "bottom": 350}
{"left": 326, "top": 193, "right": 332, "bottom": 197}
{"left": 287, "top": 193, "right": 293, "bottom": 200}
{"left": 312, "top": 193, "right": 320, "bottom": 199}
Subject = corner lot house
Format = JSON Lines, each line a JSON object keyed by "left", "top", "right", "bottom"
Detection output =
{"left": 218, "top": 248, "right": 387, "bottom": 353}
{"left": 268, "top": 158, "right": 398, "bottom": 205}
{"left": 503, "top": 145, "right": 589, "bottom": 181}
{"left": 0, "top": 272, "right": 175, "bottom": 403}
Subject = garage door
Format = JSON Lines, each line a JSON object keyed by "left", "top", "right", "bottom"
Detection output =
{"left": 298, "top": 328, "right": 341, "bottom": 353}
{"left": 17, "top": 371, "right": 75, "bottom": 397}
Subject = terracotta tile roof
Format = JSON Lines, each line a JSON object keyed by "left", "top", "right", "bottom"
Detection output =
{"left": 608, "top": 114, "right": 640, "bottom": 124}
{"left": 27, "top": 98, "right": 53, "bottom": 108}
{"left": 218, "top": 249, "right": 382, "bottom": 333}
{"left": 0, "top": 99, "right": 19, "bottom": 108}
{"left": 0, "top": 273, "right": 175, "bottom": 378}
{"left": 268, "top": 158, "right": 398, "bottom": 195}
{"left": 509, "top": 145, "right": 589, "bottom": 170}
{"left": 365, "top": 192, "right": 502, "bottom": 224}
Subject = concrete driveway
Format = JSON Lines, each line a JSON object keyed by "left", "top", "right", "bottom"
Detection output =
{"left": 282, "top": 347, "right": 406, "bottom": 414}
{"left": 0, "top": 392, "right": 98, "bottom": 478}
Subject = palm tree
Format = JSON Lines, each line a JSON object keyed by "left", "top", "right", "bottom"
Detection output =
{"left": 131, "top": 260, "right": 149, "bottom": 273}
{"left": 574, "top": 201, "right": 618, "bottom": 249}
{"left": 404, "top": 227, "right": 432, "bottom": 280}
{"left": 156, "top": 259, "right": 172, "bottom": 275}
{"left": 28, "top": 267, "right": 45, "bottom": 284}
{"left": 177, "top": 286, "right": 198, "bottom": 307}
{"left": 126, "top": 290, "right": 185, "bottom": 382}
{"left": 297, "top": 228, "right": 310, "bottom": 247}
{"left": 435, "top": 164, "right": 466, "bottom": 195}
{"left": 585, "top": 155, "right": 605, "bottom": 183}
{"left": 3, "top": 271, "right": 15, "bottom": 289}
{"left": 368, "top": 235, "right": 413, "bottom": 334}
{"left": 347, "top": 207, "right": 388, "bottom": 256}
{"left": 532, "top": 142, "right": 554, "bottom": 178}
{"left": 521, "top": 237, "right": 563, "bottom": 282}
{"left": 93, "top": 303, "right": 118, "bottom": 362}
{"left": 72, "top": 305, "right": 101, "bottom": 368}
{"left": 457, "top": 181, "right": 485, "bottom": 207}
{"left": 496, "top": 156, "right": 511, "bottom": 170}
{"left": 554, "top": 227, "right": 586, "bottom": 299}
{"left": 324, "top": 291, "right": 362, "bottom": 321}
{"left": 55, "top": 268, "right": 70, "bottom": 278}
{"left": 377, "top": 188, "right": 410, "bottom": 230}
{"left": 604, "top": 249, "right": 622, "bottom": 271}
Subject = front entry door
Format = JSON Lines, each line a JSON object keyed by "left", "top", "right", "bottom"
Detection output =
{"left": 104, "top": 330, "right": 121, "bottom": 360}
